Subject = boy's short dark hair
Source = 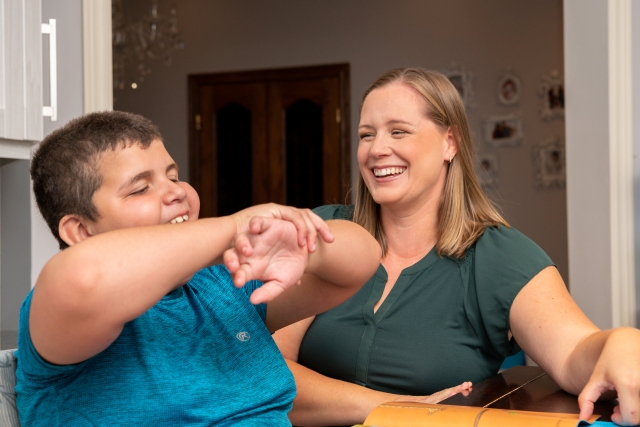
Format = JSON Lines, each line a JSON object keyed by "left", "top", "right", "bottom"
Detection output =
{"left": 31, "top": 111, "right": 162, "bottom": 249}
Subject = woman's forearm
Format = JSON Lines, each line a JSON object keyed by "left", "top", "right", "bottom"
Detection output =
{"left": 286, "top": 359, "right": 396, "bottom": 426}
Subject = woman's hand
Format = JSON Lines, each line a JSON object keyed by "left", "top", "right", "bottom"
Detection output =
{"left": 230, "top": 203, "right": 333, "bottom": 252}
{"left": 393, "top": 382, "right": 473, "bottom": 405}
{"left": 577, "top": 327, "right": 640, "bottom": 426}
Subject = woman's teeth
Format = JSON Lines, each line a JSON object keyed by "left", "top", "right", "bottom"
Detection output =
{"left": 374, "top": 167, "right": 406, "bottom": 177}
{"left": 169, "top": 214, "right": 189, "bottom": 224}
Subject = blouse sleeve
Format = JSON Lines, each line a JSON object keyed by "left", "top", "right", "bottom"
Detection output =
{"left": 472, "top": 226, "right": 555, "bottom": 358}
{"left": 312, "top": 204, "right": 354, "bottom": 221}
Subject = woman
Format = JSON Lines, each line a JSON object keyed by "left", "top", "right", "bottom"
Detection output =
{"left": 273, "top": 68, "right": 640, "bottom": 427}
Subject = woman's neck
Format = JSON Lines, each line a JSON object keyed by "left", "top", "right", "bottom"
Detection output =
{"left": 380, "top": 198, "right": 439, "bottom": 263}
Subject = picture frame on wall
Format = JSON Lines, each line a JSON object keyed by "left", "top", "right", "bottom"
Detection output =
{"left": 497, "top": 72, "right": 521, "bottom": 105}
{"left": 483, "top": 114, "right": 524, "bottom": 147}
{"left": 442, "top": 63, "right": 475, "bottom": 109}
{"left": 532, "top": 136, "right": 565, "bottom": 188}
{"left": 475, "top": 154, "right": 498, "bottom": 186}
{"left": 538, "top": 70, "right": 564, "bottom": 120}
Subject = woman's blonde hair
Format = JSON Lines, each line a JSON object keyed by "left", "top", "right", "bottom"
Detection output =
{"left": 353, "top": 68, "right": 508, "bottom": 258}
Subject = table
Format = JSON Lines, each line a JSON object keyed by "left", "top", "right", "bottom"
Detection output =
{"left": 439, "top": 366, "right": 617, "bottom": 422}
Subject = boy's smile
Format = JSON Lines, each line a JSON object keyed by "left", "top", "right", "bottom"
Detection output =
{"left": 84, "top": 139, "right": 199, "bottom": 235}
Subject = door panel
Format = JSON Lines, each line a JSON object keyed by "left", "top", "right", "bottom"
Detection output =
{"left": 189, "top": 64, "right": 349, "bottom": 217}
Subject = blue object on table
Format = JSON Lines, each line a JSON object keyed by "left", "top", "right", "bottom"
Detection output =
{"left": 500, "top": 350, "right": 525, "bottom": 370}
{"left": 591, "top": 422, "right": 616, "bottom": 426}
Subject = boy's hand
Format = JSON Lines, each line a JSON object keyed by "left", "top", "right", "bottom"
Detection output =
{"left": 224, "top": 217, "right": 308, "bottom": 305}
{"left": 230, "top": 204, "right": 333, "bottom": 253}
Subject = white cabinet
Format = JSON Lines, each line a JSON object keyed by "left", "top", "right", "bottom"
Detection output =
{"left": 0, "top": 0, "right": 43, "bottom": 159}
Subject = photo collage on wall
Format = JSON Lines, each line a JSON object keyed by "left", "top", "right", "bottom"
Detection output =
{"left": 442, "top": 64, "right": 565, "bottom": 190}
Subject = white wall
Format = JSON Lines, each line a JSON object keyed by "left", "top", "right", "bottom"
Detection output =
{"left": 115, "top": 0, "right": 569, "bottom": 283}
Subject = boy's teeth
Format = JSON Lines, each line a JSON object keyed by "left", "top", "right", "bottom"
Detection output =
{"left": 374, "top": 167, "right": 406, "bottom": 177}
{"left": 169, "top": 214, "right": 189, "bottom": 224}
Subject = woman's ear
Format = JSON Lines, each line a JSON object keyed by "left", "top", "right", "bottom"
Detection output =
{"left": 445, "top": 126, "right": 459, "bottom": 160}
{"left": 58, "top": 214, "right": 93, "bottom": 247}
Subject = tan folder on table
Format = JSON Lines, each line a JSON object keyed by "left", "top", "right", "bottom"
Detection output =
{"left": 357, "top": 402, "right": 600, "bottom": 427}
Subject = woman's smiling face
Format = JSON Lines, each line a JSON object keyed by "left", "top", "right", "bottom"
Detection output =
{"left": 357, "top": 82, "right": 456, "bottom": 211}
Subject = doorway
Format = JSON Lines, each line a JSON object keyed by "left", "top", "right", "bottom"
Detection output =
{"left": 188, "top": 64, "right": 350, "bottom": 218}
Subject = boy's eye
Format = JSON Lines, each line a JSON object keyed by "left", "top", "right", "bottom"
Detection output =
{"left": 129, "top": 186, "right": 149, "bottom": 196}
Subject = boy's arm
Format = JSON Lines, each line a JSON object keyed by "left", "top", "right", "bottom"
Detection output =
{"left": 225, "top": 218, "right": 381, "bottom": 332}
{"left": 30, "top": 205, "right": 330, "bottom": 366}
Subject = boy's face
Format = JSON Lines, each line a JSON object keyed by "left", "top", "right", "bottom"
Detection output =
{"left": 84, "top": 139, "right": 199, "bottom": 235}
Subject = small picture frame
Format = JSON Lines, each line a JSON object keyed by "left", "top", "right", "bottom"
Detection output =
{"left": 483, "top": 114, "right": 524, "bottom": 147}
{"left": 475, "top": 154, "right": 498, "bottom": 187}
{"left": 532, "top": 136, "right": 565, "bottom": 188}
{"left": 442, "top": 63, "right": 475, "bottom": 109}
{"left": 538, "top": 70, "right": 564, "bottom": 120}
{"left": 497, "top": 73, "right": 521, "bottom": 105}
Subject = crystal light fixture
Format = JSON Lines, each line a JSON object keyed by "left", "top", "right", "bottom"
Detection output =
{"left": 112, "top": 0, "right": 184, "bottom": 90}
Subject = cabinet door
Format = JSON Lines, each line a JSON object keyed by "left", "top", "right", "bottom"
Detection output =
{"left": 0, "top": 0, "right": 43, "bottom": 142}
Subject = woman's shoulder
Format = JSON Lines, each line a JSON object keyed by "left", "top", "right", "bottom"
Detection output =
{"left": 473, "top": 225, "right": 554, "bottom": 277}
{"left": 475, "top": 225, "right": 546, "bottom": 256}
{"left": 312, "top": 204, "right": 354, "bottom": 221}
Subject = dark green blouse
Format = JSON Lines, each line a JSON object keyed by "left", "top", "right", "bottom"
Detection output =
{"left": 298, "top": 205, "right": 554, "bottom": 395}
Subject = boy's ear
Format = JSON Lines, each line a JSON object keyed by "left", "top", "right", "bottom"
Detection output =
{"left": 58, "top": 214, "right": 93, "bottom": 247}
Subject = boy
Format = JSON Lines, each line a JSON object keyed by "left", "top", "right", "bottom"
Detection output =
{"left": 17, "top": 111, "right": 381, "bottom": 426}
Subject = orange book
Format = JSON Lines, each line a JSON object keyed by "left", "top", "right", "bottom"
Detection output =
{"left": 358, "top": 402, "right": 600, "bottom": 427}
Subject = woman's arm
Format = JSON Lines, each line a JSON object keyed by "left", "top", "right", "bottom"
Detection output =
{"left": 273, "top": 317, "right": 470, "bottom": 426}
{"left": 510, "top": 266, "right": 640, "bottom": 425}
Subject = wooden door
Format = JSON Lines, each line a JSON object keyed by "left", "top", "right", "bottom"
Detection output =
{"left": 188, "top": 64, "right": 350, "bottom": 218}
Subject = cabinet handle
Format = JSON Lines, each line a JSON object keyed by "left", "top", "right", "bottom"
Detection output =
{"left": 41, "top": 19, "right": 57, "bottom": 122}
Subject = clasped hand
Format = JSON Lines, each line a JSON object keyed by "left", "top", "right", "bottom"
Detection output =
{"left": 224, "top": 215, "right": 321, "bottom": 304}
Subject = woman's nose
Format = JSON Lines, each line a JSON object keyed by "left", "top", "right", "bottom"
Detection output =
{"left": 369, "top": 135, "right": 391, "bottom": 157}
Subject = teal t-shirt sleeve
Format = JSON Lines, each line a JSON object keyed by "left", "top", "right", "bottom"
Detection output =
{"left": 473, "top": 226, "right": 555, "bottom": 358}
{"left": 312, "top": 204, "right": 354, "bottom": 221}
{"left": 16, "top": 290, "right": 85, "bottom": 382}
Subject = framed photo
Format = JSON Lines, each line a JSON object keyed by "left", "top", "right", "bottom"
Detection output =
{"left": 497, "top": 73, "right": 521, "bottom": 105}
{"left": 532, "top": 136, "right": 565, "bottom": 188}
{"left": 475, "top": 154, "right": 498, "bottom": 186}
{"left": 538, "top": 70, "right": 564, "bottom": 120}
{"left": 483, "top": 114, "right": 524, "bottom": 147}
{"left": 442, "top": 63, "right": 475, "bottom": 109}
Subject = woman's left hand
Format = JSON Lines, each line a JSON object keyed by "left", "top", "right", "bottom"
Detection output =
{"left": 578, "top": 327, "right": 640, "bottom": 426}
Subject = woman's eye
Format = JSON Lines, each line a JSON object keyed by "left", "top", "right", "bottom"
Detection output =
{"left": 359, "top": 133, "right": 373, "bottom": 140}
{"left": 170, "top": 178, "right": 180, "bottom": 183}
{"left": 392, "top": 130, "right": 407, "bottom": 136}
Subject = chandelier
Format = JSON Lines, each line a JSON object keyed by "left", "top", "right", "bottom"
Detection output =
{"left": 112, "top": 0, "right": 184, "bottom": 90}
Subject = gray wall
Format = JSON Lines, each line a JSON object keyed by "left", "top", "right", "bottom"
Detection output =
{"left": 115, "top": 0, "right": 568, "bottom": 282}
{"left": 0, "top": 0, "right": 84, "bottom": 349}
{"left": 1, "top": 160, "right": 31, "bottom": 339}
{"left": 31, "top": 0, "right": 85, "bottom": 288}
{"left": 635, "top": 2, "right": 640, "bottom": 327}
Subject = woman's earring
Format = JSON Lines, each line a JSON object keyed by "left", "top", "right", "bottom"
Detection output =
{"left": 449, "top": 154, "right": 453, "bottom": 163}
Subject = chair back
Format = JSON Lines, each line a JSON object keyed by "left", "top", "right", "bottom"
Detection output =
{"left": 0, "top": 349, "right": 20, "bottom": 426}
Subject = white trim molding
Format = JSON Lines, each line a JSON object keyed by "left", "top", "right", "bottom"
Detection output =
{"left": 82, "top": 0, "right": 112, "bottom": 113}
{"left": 608, "top": 0, "right": 636, "bottom": 327}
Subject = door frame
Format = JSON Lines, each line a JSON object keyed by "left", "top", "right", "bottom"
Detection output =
{"left": 187, "top": 63, "right": 351, "bottom": 204}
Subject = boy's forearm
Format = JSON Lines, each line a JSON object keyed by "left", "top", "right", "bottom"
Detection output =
{"left": 305, "top": 220, "right": 381, "bottom": 288}
{"left": 36, "top": 216, "right": 237, "bottom": 323}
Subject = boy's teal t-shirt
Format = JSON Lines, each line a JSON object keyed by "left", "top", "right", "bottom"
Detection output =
{"left": 15, "top": 265, "right": 295, "bottom": 426}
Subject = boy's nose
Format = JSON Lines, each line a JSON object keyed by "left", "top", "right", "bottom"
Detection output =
{"left": 164, "top": 180, "right": 187, "bottom": 204}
